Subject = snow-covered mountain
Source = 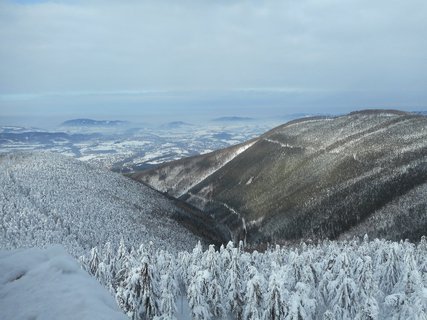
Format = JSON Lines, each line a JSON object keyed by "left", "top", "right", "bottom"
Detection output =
{"left": 132, "top": 110, "right": 427, "bottom": 244}
{"left": 0, "top": 152, "right": 205, "bottom": 255}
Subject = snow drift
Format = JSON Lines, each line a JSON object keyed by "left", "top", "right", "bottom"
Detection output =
{"left": 0, "top": 246, "right": 127, "bottom": 320}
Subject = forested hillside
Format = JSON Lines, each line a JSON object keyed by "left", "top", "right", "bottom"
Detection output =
{"left": 132, "top": 110, "right": 427, "bottom": 244}
{"left": 0, "top": 152, "right": 202, "bottom": 255}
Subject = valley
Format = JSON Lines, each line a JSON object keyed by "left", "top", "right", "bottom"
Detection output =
{"left": 2, "top": 0, "right": 426, "bottom": 317}
{"left": 1, "top": 110, "right": 426, "bottom": 320}
{"left": 132, "top": 110, "right": 427, "bottom": 244}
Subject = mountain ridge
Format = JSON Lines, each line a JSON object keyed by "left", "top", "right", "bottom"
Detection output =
{"left": 131, "top": 110, "right": 427, "bottom": 244}
{"left": 212, "top": 116, "right": 255, "bottom": 122}
{"left": 61, "top": 119, "right": 129, "bottom": 127}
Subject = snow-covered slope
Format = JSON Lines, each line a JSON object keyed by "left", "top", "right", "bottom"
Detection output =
{"left": 0, "top": 246, "right": 127, "bottom": 320}
{"left": 0, "top": 152, "right": 202, "bottom": 255}
{"left": 132, "top": 140, "right": 256, "bottom": 198}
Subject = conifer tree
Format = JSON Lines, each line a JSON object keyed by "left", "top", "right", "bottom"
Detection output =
{"left": 244, "top": 266, "right": 265, "bottom": 320}
{"left": 187, "top": 270, "right": 212, "bottom": 320}
{"left": 226, "top": 249, "right": 244, "bottom": 319}
{"left": 157, "top": 270, "right": 179, "bottom": 320}
{"left": 140, "top": 254, "right": 159, "bottom": 319}
{"left": 416, "top": 236, "right": 427, "bottom": 287}
{"left": 377, "top": 243, "right": 401, "bottom": 296}
{"left": 88, "top": 246, "right": 100, "bottom": 276}
{"left": 286, "top": 282, "right": 316, "bottom": 320}
{"left": 355, "top": 297, "right": 379, "bottom": 320}
{"left": 264, "top": 267, "right": 288, "bottom": 320}
{"left": 329, "top": 269, "right": 358, "bottom": 319}
{"left": 385, "top": 248, "right": 427, "bottom": 320}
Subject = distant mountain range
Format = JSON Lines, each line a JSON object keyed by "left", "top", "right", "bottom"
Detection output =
{"left": 61, "top": 119, "right": 129, "bottom": 127}
{"left": 0, "top": 131, "right": 100, "bottom": 145}
{"left": 161, "top": 121, "right": 193, "bottom": 129}
{"left": 0, "top": 126, "right": 45, "bottom": 134}
{"left": 132, "top": 110, "right": 427, "bottom": 244}
{"left": 212, "top": 116, "right": 255, "bottom": 122}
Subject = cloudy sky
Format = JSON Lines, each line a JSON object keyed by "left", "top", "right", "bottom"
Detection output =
{"left": 1, "top": 0, "right": 426, "bottom": 124}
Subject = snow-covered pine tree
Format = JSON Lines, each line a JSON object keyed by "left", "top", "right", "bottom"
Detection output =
{"left": 353, "top": 256, "right": 376, "bottom": 298}
{"left": 220, "top": 242, "right": 232, "bottom": 271}
{"left": 100, "top": 241, "right": 116, "bottom": 291}
{"left": 318, "top": 252, "right": 338, "bottom": 312}
{"left": 263, "top": 266, "right": 288, "bottom": 320}
{"left": 157, "top": 269, "right": 179, "bottom": 320}
{"left": 322, "top": 310, "right": 335, "bottom": 320}
{"left": 355, "top": 297, "right": 379, "bottom": 320}
{"left": 353, "top": 256, "right": 379, "bottom": 320}
{"left": 244, "top": 266, "right": 265, "bottom": 320}
{"left": 208, "top": 276, "right": 225, "bottom": 318}
{"left": 88, "top": 247, "right": 100, "bottom": 276}
{"left": 225, "top": 246, "right": 244, "bottom": 319}
{"left": 202, "top": 245, "right": 225, "bottom": 318}
{"left": 328, "top": 269, "right": 359, "bottom": 319}
{"left": 113, "top": 243, "right": 133, "bottom": 292}
{"left": 118, "top": 266, "right": 144, "bottom": 320}
{"left": 385, "top": 248, "right": 427, "bottom": 320}
{"left": 416, "top": 236, "right": 427, "bottom": 287}
{"left": 376, "top": 242, "right": 402, "bottom": 296}
{"left": 117, "top": 238, "right": 128, "bottom": 263}
{"left": 286, "top": 282, "right": 316, "bottom": 320}
{"left": 187, "top": 269, "right": 212, "bottom": 320}
{"left": 139, "top": 253, "right": 160, "bottom": 319}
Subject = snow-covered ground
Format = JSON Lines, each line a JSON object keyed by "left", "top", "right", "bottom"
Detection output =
{"left": 0, "top": 246, "right": 127, "bottom": 320}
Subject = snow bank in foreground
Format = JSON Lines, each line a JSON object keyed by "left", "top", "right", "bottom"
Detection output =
{"left": 0, "top": 246, "right": 126, "bottom": 320}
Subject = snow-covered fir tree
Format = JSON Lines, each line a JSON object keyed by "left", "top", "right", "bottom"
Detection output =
{"left": 80, "top": 237, "right": 427, "bottom": 320}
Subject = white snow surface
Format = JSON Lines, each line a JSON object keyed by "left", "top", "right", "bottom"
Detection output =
{"left": 0, "top": 246, "right": 127, "bottom": 320}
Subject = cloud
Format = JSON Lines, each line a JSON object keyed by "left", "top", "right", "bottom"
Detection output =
{"left": 0, "top": 0, "right": 426, "bottom": 115}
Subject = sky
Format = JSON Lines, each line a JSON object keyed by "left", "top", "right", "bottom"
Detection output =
{"left": 0, "top": 0, "right": 426, "bottom": 125}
